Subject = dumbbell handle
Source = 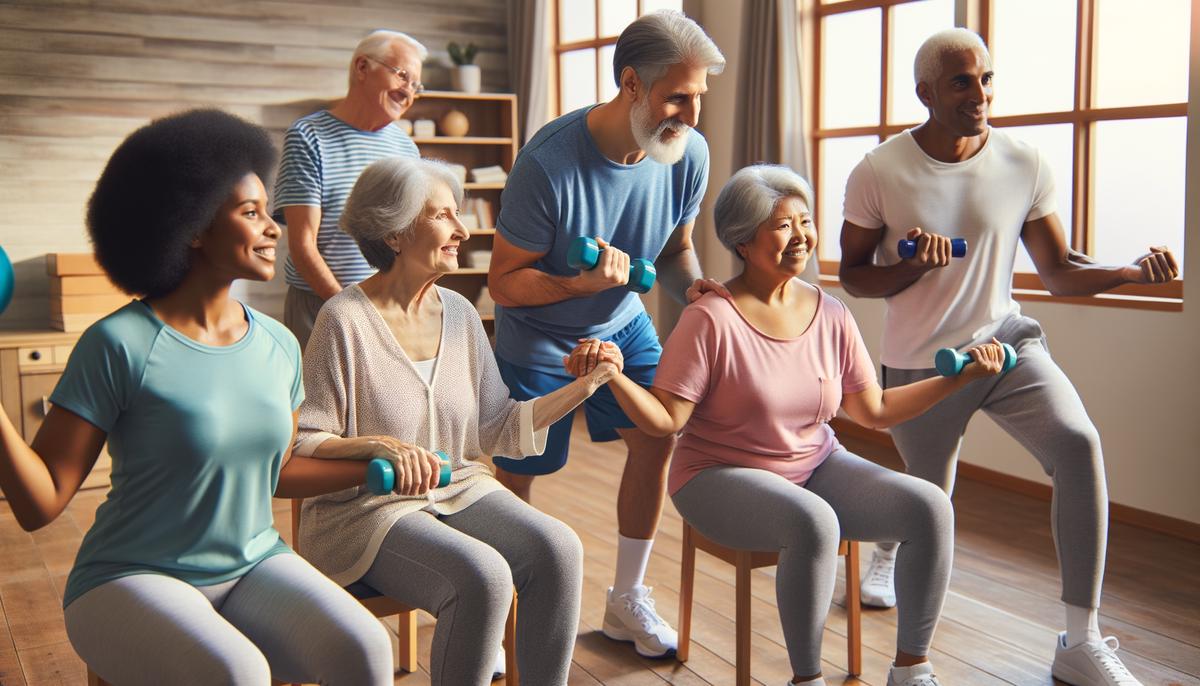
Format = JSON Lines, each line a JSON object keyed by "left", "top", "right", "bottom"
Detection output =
{"left": 567, "top": 237, "right": 656, "bottom": 294}
{"left": 366, "top": 451, "right": 452, "bottom": 495}
{"left": 934, "top": 342, "right": 1018, "bottom": 377}
{"left": 898, "top": 237, "right": 967, "bottom": 259}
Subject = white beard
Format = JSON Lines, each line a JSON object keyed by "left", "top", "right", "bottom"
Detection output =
{"left": 630, "top": 95, "right": 691, "bottom": 165}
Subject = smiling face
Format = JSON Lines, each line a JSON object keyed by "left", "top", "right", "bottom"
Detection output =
{"left": 392, "top": 181, "right": 469, "bottom": 276}
{"left": 194, "top": 173, "right": 280, "bottom": 283}
{"left": 355, "top": 39, "right": 423, "bottom": 122}
{"left": 629, "top": 61, "right": 709, "bottom": 164}
{"left": 736, "top": 195, "right": 817, "bottom": 279}
{"left": 918, "top": 46, "right": 994, "bottom": 138}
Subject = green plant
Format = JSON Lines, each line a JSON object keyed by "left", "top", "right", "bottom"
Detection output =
{"left": 447, "top": 42, "right": 479, "bottom": 66}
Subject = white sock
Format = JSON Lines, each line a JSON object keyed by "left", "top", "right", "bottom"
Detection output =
{"left": 791, "top": 677, "right": 826, "bottom": 685}
{"left": 1065, "top": 603, "right": 1102, "bottom": 646}
{"left": 613, "top": 534, "right": 653, "bottom": 595}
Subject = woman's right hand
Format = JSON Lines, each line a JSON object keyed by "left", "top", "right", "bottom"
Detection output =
{"left": 364, "top": 437, "right": 442, "bottom": 495}
{"left": 563, "top": 338, "right": 624, "bottom": 377}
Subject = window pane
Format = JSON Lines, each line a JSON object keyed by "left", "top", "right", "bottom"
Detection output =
{"left": 560, "top": 49, "right": 597, "bottom": 113}
{"left": 990, "top": 0, "right": 1076, "bottom": 116}
{"left": 1095, "top": 0, "right": 1190, "bottom": 108}
{"left": 819, "top": 136, "right": 880, "bottom": 261}
{"left": 821, "top": 10, "right": 881, "bottom": 129}
{"left": 599, "top": 0, "right": 636, "bottom": 37}
{"left": 888, "top": 0, "right": 954, "bottom": 125}
{"left": 559, "top": 0, "right": 596, "bottom": 43}
{"left": 1092, "top": 118, "right": 1186, "bottom": 276}
{"left": 997, "top": 124, "right": 1074, "bottom": 274}
{"left": 641, "top": 0, "right": 682, "bottom": 11}
{"left": 598, "top": 44, "right": 618, "bottom": 102}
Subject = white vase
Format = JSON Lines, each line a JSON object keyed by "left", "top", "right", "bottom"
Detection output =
{"left": 451, "top": 64, "right": 482, "bottom": 94}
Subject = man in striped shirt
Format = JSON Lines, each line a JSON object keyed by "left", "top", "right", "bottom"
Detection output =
{"left": 273, "top": 30, "right": 424, "bottom": 350}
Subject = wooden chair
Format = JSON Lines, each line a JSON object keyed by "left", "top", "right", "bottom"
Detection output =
{"left": 677, "top": 522, "right": 862, "bottom": 685}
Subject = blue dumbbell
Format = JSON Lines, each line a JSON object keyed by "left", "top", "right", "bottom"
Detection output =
{"left": 898, "top": 237, "right": 968, "bottom": 259}
{"left": 366, "top": 451, "right": 452, "bottom": 495}
{"left": 934, "top": 343, "right": 1018, "bottom": 377}
{"left": 567, "top": 236, "right": 656, "bottom": 294}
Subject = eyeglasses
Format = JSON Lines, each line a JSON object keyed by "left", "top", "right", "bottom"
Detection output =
{"left": 367, "top": 57, "right": 425, "bottom": 95}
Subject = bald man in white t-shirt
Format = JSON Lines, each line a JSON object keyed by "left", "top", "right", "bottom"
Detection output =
{"left": 838, "top": 29, "right": 1178, "bottom": 686}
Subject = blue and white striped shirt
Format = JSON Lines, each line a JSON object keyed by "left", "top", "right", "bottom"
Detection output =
{"left": 273, "top": 111, "right": 420, "bottom": 291}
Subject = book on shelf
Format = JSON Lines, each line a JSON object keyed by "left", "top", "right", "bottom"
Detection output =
{"left": 469, "top": 198, "right": 494, "bottom": 230}
{"left": 470, "top": 165, "right": 508, "bottom": 183}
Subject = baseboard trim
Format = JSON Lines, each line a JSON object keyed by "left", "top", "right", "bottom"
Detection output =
{"left": 829, "top": 418, "right": 1200, "bottom": 544}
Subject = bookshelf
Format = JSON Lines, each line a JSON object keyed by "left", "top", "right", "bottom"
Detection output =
{"left": 404, "top": 91, "right": 519, "bottom": 326}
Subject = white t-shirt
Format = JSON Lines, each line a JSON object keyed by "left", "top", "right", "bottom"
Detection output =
{"left": 842, "top": 127, "right": 1056, "bottom": 368}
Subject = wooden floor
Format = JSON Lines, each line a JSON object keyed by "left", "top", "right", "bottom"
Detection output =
{"left": 1, "top": 417, "right": 1197, "bottom": 685}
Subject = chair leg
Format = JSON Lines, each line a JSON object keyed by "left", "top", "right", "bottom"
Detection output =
{"left": 398, "top": 609, "right": 419, "bottom": 673}
{"left": 844, "top": 540, "right": 862, "bottom": 677}
{"left": 677, "top": 523, "right": 696, "bottom": 663}
{"left": 504, "top": 590, "right": 519, "bottom": 686}
{"left": 87, "top": 668, "right": 106, "bottom": 686}
{"left": 735, "top": 551, "right": 753, "bottom": 686}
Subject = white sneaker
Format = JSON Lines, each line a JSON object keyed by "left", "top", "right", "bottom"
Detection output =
{"left": 491, "top": 645, "right": 505, "bottom": 680}
{"left": 887, "top": 661, "right": 941, "bottom": 686}
{"left": 1052, "top": 632, "right": 1143, "bottom": 685}
{"left": 861, "top": 546, "right": 898, "bottom": 608}
{"left": 602, "top": 585, "right": 678, "bottom": 657}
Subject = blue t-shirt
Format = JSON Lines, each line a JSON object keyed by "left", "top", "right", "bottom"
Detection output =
{"left": 494, "top": 106, "right": 710, "bottom": 370}
{"left": 273, "top": 110, "right": 420, "bottom": 291}
{"left": 52, "top": 301, "right": 303, "bottom": 608}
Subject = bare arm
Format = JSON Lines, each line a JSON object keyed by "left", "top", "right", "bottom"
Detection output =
{"left": 607, "top": 374, "right": 695, "bottom": 438}
{"left": 487, "top": 233, "right": 631, "bottom": 308}
{"left": 1021, "top": 213, "right": 1179, "bottom": 296}
{"left": 838, "top": 223, "right": 955, "bottom": 298}
{"left": 283, "top": 205, "right": 342, "bottom": 300}
{"left": 531, "top": 363, "right": 619, "bottom": 430}
{"left": 839, "top": 342, "right": 1005, "bottom": 429}
{"left": 655, "top": 221, "right": 706, "bottom": 305}
{"left": 0, "top": 406, "right": 106, "bottom": 531}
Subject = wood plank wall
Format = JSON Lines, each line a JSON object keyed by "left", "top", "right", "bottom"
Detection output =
{"left": 0, "top": 0, "right": 510, "bottom": 328}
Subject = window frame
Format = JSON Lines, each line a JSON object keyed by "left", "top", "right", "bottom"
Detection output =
{"left": 810, "top": 0, "right": 1186, "bottom": 310}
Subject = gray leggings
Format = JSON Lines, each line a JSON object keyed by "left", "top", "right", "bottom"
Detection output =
{"left": 672, "top": 448, "right": 953, "bottom": 676}
{"left": 362, "top": 489, "right": 583, "bottom": 686}
{"left": 64, "top": 553, "right": 393, "bottom": 685}
{"left": 883, "top": 314, "right": 1106, "bottom": 609}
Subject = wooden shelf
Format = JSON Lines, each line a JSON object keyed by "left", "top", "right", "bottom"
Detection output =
{"left": 450, "top": 268, "right": 490, "bottom": 275}
{"left": 464, "top": 182, "right": 505, "bottom": 190}
{"left": 469, "top": 229, "right": 496, "bottom": 236}
{"left": 419, "top": 91, "right": 516, "bottom": 102}
{"left": 412, "top": 136, "right": 512, "bottom": 145}
{"left": 478, "top": 313, "right": 495, "bottom": 322}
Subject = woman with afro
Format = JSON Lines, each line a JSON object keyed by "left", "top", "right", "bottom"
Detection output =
{"left": 0, "top": 109, "right": 394, "bottom": 685}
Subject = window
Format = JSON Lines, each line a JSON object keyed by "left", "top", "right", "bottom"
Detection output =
{"left": 554, "top": 0, "right": 684, "bottom": 115}
{"left": 812, "top": 0, "right": 1189, "bottom": 309}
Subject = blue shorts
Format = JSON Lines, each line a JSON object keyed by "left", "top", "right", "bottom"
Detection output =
{"left": 493, "top": 311, "right": 662, "bottom": 476}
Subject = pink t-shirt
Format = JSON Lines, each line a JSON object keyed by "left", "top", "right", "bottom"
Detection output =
{"left": 655, "top": 286, "right": 878, "bottom": 495}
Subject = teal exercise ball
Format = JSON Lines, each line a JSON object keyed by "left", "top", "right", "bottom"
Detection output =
{"left": 0, "top": 247, "right": 13, "bottom": 315}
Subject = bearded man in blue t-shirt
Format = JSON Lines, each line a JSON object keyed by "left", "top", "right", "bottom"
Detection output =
{"left": 487, "top": 10, "right": 726, "bottom": 659}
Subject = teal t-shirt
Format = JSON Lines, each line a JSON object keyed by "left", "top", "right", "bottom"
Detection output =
{"left": 52, "top": 301, "right": 303, "bottom": 608}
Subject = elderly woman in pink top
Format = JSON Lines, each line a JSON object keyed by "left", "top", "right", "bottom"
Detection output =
{"left": 568, "top": 165, "right": 1006, "bottom": 686}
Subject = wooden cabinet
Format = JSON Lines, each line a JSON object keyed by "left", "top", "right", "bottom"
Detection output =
{"left": 0, "top": 330, "right": 112, "bottom": 493}
{"left": 403, "top": 91, "right": 520, "bottom": 329}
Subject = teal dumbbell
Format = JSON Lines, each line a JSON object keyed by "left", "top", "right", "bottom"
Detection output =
{"left": 934, "top": 343, "right": 1018, "bottom": 377}
{"left": 567, "top": 236, "right": 656, "bottom": 294}
{"left": 898, "top": 237, "right": 967, "bottom": 259}
{"left": 366, "top": 451, "right": 452, "bottom": 494}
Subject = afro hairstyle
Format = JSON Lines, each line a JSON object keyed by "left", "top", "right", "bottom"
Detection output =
{"left": 86, "top": 108, "right": 277, "bottom": 298}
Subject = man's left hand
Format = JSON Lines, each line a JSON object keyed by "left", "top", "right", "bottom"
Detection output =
{"left": 685, "top": 278, "right": 732, "bottom": 303}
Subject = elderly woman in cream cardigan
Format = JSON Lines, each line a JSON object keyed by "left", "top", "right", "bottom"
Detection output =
{"left": 288, "top": 156, "right": 617, "bottom": 686}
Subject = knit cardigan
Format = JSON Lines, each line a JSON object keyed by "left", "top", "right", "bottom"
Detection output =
{"left": 293, "top": 285, "right": 546, "bottom": 585}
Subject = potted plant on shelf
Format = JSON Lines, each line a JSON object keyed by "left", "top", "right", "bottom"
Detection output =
{"left": 448, "top": 41, "right": 481, "bottom": 93}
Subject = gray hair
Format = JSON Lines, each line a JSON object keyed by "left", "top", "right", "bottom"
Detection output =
{"left": 350, "top": 30, "right": 428, "bottom": 85}
{"left": 339, "top": 156, "right": 464, "bottom": 271}
{"left": 714, "top": 165, "right": 814, "bottom": 258}
{"left": 914, "top": 28, "right": 990, "bottom": 87}
{"left": 612, "top": 10, "right": 725, "bottom": 89}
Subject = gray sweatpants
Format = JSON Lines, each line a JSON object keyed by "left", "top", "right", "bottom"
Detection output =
{"left": 672, "top": 448, "right": 953, "bottom": 676}
{"left": 64, "top": 553, "right": 393, "bottom": 685}
{"left": 362, "top": 489, "right": 583, "bottom": 686}
{"left": 883, "top": 314, "right": 1107, "bottom": 609}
